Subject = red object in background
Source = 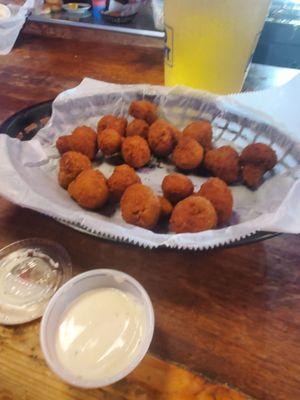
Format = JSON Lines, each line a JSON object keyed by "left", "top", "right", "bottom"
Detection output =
{"left": 92, "top": 0, "right": 106, "bottom": 8}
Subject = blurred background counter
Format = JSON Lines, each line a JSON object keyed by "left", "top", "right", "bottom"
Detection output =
{"left": 24, "top": 0, "right": 300, "bottom": 69}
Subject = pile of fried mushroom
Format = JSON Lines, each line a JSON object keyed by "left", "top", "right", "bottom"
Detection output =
{"left": 56, "top": 99, "right": 277, "bottom": 233}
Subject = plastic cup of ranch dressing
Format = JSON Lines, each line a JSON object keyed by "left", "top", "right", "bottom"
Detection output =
{"left": 40, "top": 269, "right": 154, "bottom": 388}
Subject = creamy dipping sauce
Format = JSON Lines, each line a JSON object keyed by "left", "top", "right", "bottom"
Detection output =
{"left": 55, "top": 287, "right": 146, "bottom": 381}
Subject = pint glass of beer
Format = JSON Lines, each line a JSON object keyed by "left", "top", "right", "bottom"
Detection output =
{"left": 164, "top": 0, "right": 271, "bottom": 94}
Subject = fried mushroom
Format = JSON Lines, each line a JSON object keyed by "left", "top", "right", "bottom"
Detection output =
{"left": 240, "top": 143, "right": 277, "bottom": 189}
{"left": 58, "top": 151, "right": 91, "bottom": 189}
{"left": 162, "top": 173, "right": 194, "bottom": 204}
{"left": 183, "top": 120, "right": 213, "bottom": 151}
{"left": 198, "top": 177, "right": 233, "bottom": 225}
{"left": 170, "top": 196, "right": 217, "bottom": 233}
{"left": 148, "top": 119, "right": 178, "bottom": 157}
{"left": 107, "top": 164, "right": 141, "bottom": 201}
{"left": 121, "top": 136, "right": 151, "bottom": 169}
{"left": 120, "top": 184, "right": 161, "bottom": 230}
{"left": 68, "top": 169, "right": 108, "bottom": 210}
{"left": 172, "top": 137, "right": 204, "bottom": 170}
{"left": 204, "top": 146, "right": 239, "bottom": 184}
{"left": 97, "top": 128, "right": 122, "bottom": 156}
{"left": 129, "top": 100, "right": 158, "bottom": 125}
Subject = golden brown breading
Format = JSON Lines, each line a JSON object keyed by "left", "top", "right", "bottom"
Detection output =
{"left": 170, "top": 196, "right": 217, "bottom": 233}
{"left": 107, "top": 164, "right": 141, "bottom": 201}
{"left": 162, "top": 173, "right": 194, "bottom": 204}
{"left": 129, "top": 100, "right": 158, "bottom": 125}
{"left": 56, "top": 135, "right": 72, "bottom": 155}
{"left": 126, "top": 119, "right": 149, "bottom": 139}
{"left": 240, "top": 143, "right": 277, "bottom": 189}
{"left": 58, "top": 151, "right": 91, "bottom": 189}
{"left": 198, "top": 177, "right": 233, "bottom": 225}
{"left": 172, "top": 137, "right": 204, "bottom": 170}
{"left": 204, "top": 146, "right": 239, "bottom": 184}
{"left": 241, "top": 165, "right": 262, "bottom": 189}
{"left": 97, "top": 115, "right": 127, "bottom": 136}
{"left": 68, "top": 169, "right": 108, "bottom": 210}
{"left": 111, "top": 117, "right": 127, "bottom": 137}
{"left": 240, "top": 143, "right": 277, "bottom": 170}
{"left": 158, "top": 196, "right": 173, "bottom": 219}
{"left": 174, "top": 129, "right": 183, "bottom": 143}
{"left": 97, "top": 128, "right": 122, "bottom": 156}
{"left": 120, "top": 184, "right": 161, "bottom": 230}
{"left": 56, "top": 126, "right": 97, "bottom": 160}
{"left": 71, "top": 126, "right": 97, "bottom": 160}
{"left": 121, "top": 136, "right": 151, "bottom": 169}
{"left": 183, "top": 120, "right": 213, "bottom": 151}
{"left": 148, "top": 119, "right": 178, "bottom": 157}
{"left": 97, "top": 115, "right": 117, "bottom": 133}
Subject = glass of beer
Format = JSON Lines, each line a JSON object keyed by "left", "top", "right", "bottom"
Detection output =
{"left": 164, "top": 0, "right": 271, "bottom": 94}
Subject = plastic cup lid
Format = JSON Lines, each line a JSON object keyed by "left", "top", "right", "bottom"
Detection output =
{"left": 0, "top": 4, "right": 11, "bottom": 20}
{"left": 40, "top": 269, "right": 154, "bottom": 388}
{"left": 0, "top": 238, "right": 72, "bottom": 325}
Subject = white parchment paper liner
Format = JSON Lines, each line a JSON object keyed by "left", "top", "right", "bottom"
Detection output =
{"left": 0, "top": 78, "right": 300, "bottom": 250}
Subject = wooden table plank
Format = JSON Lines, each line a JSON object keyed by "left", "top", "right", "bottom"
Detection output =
{"left": 0, "top": 320, "right": 248, "bottom": 400}
{"left": 0, "top": 34, "right": 163, "bottom": 123}
{"left": 0, "top": 33, "right": 300, "bottom": 400}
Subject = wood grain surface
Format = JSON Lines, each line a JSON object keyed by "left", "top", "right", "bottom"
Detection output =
{"left": 0, "top": 319, "right": 248, "bottom": 400}
{"left": 24, "top": 20, "right": 164, "bottom": 48}
{"left": 0, "top": 34, "right": 163, "bottom": 123}
{"left": 0, "top": 32, "right": 300, "bottom": 400}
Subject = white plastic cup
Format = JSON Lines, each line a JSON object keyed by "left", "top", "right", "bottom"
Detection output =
{"left": 40, "top": 269, "right": 155, "bottom": 389}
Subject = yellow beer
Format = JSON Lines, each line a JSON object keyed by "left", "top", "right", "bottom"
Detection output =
{"left": 164, "top": 0, "right": 271, "bottom": 94}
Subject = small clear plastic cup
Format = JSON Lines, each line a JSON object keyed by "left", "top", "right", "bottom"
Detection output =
{"left": 0, "top": 238, "right": 72, "bottom": 325}
{"left": 40, "top": 269, "right": 155, "bottom": 388}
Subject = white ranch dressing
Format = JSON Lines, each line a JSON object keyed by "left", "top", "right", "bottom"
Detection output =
{"left": 55, "top": 287, "right": 146, "bottom": 381}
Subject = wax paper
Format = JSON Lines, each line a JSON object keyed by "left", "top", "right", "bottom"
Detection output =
{"left": 0, "top": 78, "right": 299, "bottom": 250}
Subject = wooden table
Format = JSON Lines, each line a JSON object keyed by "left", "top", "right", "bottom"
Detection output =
{"left": 0, "top": 32, "right": 300, "bottom": 400}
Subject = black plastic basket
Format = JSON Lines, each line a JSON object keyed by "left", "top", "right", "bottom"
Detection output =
{"left": 0, "top": 101, "right": 279, "bottom": 248}
{"left": 0, "top": 100, "right": 53, "bottom": 141}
